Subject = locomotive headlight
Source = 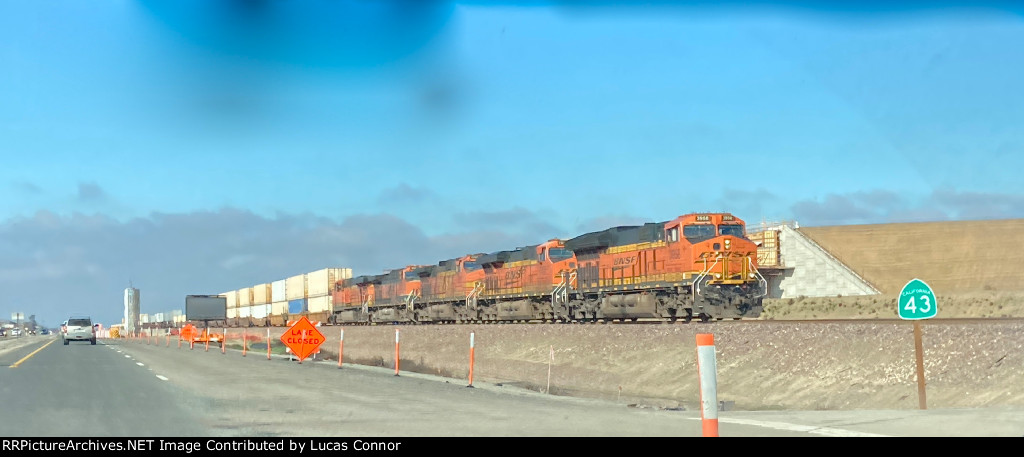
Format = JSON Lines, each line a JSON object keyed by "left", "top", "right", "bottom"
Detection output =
{"left": 714, "top": 273, "right": 721, "bottom": 279}
{"left": 724, "top": 239, "right": 731, "bottom": 249}
{"left": 749, "top": 273, "right": 755, "bottom": 279}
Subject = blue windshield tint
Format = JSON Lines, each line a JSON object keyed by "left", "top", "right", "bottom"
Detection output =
{"left": 463, "top": 261, "right": 481, "bottom": 271}
{"left": 683, "top": 224, "right": 716, "bottom": 242}
{"left": 719, "top": 225, "right": 745, "bottom": 237}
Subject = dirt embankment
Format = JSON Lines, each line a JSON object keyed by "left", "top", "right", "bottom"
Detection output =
{"left": 198, "top": 293, "right": 1024, "bottom": 412}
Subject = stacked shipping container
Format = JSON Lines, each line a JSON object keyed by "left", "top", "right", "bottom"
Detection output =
{"left": 271, "top": 280, "right": 287, "bottom": 326}
{"left": 215, "top": 267, "right": 352, "bottom": 327}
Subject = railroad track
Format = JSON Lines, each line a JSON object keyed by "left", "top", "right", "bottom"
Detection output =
{"left": 141, "top": 316, "right": 1024, "bottom": 332}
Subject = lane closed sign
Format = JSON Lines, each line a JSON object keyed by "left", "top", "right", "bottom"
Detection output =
{"left": 281, "top": 316, "right": 325, "bottom": 362}
{"left": 898, "top": 278, "right": 938, "bottom": 320}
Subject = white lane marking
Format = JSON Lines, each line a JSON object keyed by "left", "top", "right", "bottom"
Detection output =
{"left": 156, "top": 375, "right": 169, "bottom": 381}
{"left": 136, "top": 362, "right": 144, "bottom": 366}
{"left": 124, "top": 355, "right": 131, "bottom": 358}
{"left": 714, "top": 417, "right": 889, "bottom": 437}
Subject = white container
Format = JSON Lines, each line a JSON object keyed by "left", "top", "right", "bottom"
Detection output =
{"left": 239, "top": 287, "right": 252, "bottom": 306}
{"left": 286, "top": 274, "right": 307, "bottom": 300}
{"left": 222, "top": 290, "right": 237, "bottom": 309}
{"left": 252, "top": 304, "right": 269, "bottom": 319}
{"left": 307, "top": 268, "right": 353, "bottom": 297}
{"left": 140, "top": 314, "right": 150, "bottom": 324}
{"left": 253, "top": 283, "right": 270, "bottom": 304}
{"left": 227, "top": 308, "right": 237, "bottom": 319}
{"left": 239, "top": 306, "right": 251, "bottom": 318}
{"left": 308, "top": 295, "right": 333, "bottom": 313}
{"left": 154, "top": 313, "right": 164, "bottom": 323}
{"left": 271, "top": 301, "right": 288, "bottom": 316}
{"left": 271, "top": 280, "right": 287, "bottom": 302}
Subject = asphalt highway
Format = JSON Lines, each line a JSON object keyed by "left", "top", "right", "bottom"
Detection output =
{"left": 0, "top": 336, "right": 211, "bottom": 436}
{"left": 2, "top": 335, "right": 1021, "bottom": 437}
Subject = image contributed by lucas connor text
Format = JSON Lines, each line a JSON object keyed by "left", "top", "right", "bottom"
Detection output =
{"left": 2, "top": 439, "right": 403, "bottom": 453}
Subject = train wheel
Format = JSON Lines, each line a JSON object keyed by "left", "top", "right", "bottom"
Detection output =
{"left": 699, "top": 314, "right": 711, "bottom": 323}
{"left": 631, "top": 318, "right": 638, "bottom": 323}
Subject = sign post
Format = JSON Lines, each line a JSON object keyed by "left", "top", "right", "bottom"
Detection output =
{"left": 280, "top": 316, "right": 325, "bottom": 364}
{"left": 547, "top": 345, "right": 553, "bottom": 394}
{"left": 12, "top": 313, "right": 23, "bottom": 339}
{"left": 898, "top": 278, "right": 937, "bottom": 410}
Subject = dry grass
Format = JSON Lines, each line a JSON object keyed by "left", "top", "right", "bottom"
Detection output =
{"left": 760, "top": 291, "right": 1024, "bottom": 320}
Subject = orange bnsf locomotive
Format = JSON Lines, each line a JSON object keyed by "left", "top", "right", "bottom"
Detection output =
{"left": 328, "top": 213, "right": 766, "bottom": 324}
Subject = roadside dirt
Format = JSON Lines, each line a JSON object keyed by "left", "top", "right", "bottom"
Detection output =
{"left": 194, "top": 292, "right": 1024, "bottom": 412}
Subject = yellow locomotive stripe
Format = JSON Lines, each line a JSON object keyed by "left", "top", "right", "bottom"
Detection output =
{"left": 604, "top": 241, "right": 667, "bottom": 254}
{"left": 504, "top": 260, "right": 539, "bottom": 268}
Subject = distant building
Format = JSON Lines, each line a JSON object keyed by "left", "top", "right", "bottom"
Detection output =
{"left": 124, "top": 287, "right": 140, "bottom": 334}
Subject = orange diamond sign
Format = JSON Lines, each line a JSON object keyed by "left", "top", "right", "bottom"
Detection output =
{"left": 280, "top": 316, "right": 325, "bottom": 362}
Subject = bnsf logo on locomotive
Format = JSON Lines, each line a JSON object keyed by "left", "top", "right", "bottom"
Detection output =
{"left": 698, "top": 251, "right": 754, "bottom": 259}
{"left": 505, "top": 267, "right": 525, "bottom": 280}
{"left": 613, "top": 256, "right": 637, "bottom": 266}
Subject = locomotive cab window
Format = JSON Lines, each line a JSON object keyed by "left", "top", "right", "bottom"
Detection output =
{"left": 667, "top": 226, "right": 679, "bottom": 242}
{"left": 539, "top": 249, "right": 546, "bottom": 262}
{"left": 463, "top": 261, "right": 481, "bottom": 272}
{"left": 719, "top": 224, "right": 745, "bottom": 237}
{"left": 548, "top": 248, "right": 574, "bottom": 262}
{"left": 683, "top": 224, "right": 716, "bottom": 243}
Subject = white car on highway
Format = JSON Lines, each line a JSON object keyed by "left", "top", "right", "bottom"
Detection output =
{"left": 63, "top": 317, "right": 96, "bottom": 345}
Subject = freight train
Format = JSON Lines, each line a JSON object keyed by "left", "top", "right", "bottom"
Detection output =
{"left": 321, "top": 212, "right": 767, "bottom": 324}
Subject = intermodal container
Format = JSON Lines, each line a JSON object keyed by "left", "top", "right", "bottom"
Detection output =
{"left": 288, "top": 298, "right": 307, "bottom": 314}
{"left": 239, "top": 306, "right": 251, "bottom": 318}
{"left": 307, "top": 268, "right": 354, "bottom": 297}
{"left": 238, "top": 288, "right": 252, "bottom": 307}
{"left": 227, "top": 308, "right": 237, "bottom": 319}
{"left": 253, "top": 283, "right": 270, "bottom": 305}
{"left": 271, "top": 301, "right": 287, "bottom": 316}
{"left": 271, "top": 280, "right": 286, "bottom": 303}
{"left": 251, "top": 304, "right": 269, "bottom": 319}
{"left": 308, "top": 295, "right": 332, "bottom": 313}
{"left": 222, "top": 290, "right": 237, "bottom": 309}
{"left": 286, "top": 275, "right": 307, "bottom": 300}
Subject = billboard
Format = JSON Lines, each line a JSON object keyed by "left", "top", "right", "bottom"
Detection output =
{"left": 185, "top": 295, "right": 227, "bottom": 321}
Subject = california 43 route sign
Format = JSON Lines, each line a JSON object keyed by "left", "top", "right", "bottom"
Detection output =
{"left": 898, "top": 278, "right": 938, "bottom": 320}
{"left": 281, "top": 316, "right": 325, "bottom": 362}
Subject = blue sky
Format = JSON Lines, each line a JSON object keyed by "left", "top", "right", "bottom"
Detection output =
{"left": 2, "top": 1, "right": 1023, "bottom": 326}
